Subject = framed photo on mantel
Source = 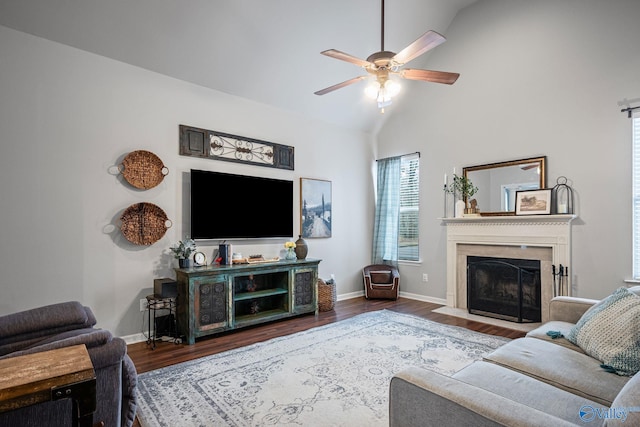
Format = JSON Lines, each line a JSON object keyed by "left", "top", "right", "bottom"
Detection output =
{"left": 515, "top": 189, "right": 552, "bottom": 215}
{"left": 300, "top": 178, "right": 332, "bottom": 238}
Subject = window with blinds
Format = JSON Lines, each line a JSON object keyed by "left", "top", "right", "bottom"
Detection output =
{"left": 399, "top": 154, "right": 420, "bottom": 261}
{"left": 633, "top": 113, "right": 640, "bottom": 279}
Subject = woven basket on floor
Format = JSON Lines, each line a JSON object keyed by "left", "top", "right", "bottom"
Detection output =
{"left": 318, "top": 278, "right": 336, "bottom": 312}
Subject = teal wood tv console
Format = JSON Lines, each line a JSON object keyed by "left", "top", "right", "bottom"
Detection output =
{"left": 175, "top": 258, "right": 321, "bottom": 344}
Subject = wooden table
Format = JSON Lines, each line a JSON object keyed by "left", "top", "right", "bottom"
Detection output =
{"left": 0, "top": 344, "right": 97, "bottom": 427}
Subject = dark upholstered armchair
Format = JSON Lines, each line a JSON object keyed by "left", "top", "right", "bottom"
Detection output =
{"left": 0, "top": 301, "right": 137, "bottom": 427}
{"left": 363, "top": 264, "right": 400, "bottom": 300}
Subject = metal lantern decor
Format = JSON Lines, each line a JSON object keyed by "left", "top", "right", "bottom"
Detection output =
{"left": 551, "top": 176, "right": 574, "bottom": 214}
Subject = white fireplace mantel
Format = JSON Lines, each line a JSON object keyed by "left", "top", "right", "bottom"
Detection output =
{"left": 442, "top": 215, "right": 577, "bottom": 319}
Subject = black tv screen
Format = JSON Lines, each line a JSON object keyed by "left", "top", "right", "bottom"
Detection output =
{"left": 190, "top": 169, "right": 294, "bottom": 240}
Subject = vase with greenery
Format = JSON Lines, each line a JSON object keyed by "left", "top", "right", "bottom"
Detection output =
{"left": 449, "top": 174, "right": 479, "bottom": 214}
{"left": 170, "top": 237, "right": 197, "bottom": 268}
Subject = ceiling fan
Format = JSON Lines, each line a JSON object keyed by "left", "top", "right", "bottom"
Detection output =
{"left": 314, "top": 0, "right": 460, "bottom": 112}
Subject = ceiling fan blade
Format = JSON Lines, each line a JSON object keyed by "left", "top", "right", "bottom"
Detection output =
{"left": 321, "top": 49, "right": 373, "bottom": 68}
{"left": 393, "top": 30, "right": 446, "bottom": 65}
{"left": 400, "top": 68, "right": 460, "bottom": 85}
{"left": 314, "top": 76, "right": 368, "bottom": 96}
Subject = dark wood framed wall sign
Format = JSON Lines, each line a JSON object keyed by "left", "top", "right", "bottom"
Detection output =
{"left": 179, "top": 125, "right": 294, "bottom": 170}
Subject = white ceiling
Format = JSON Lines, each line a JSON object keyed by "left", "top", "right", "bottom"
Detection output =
{"left": 0, "top": 0, "right": 477, "bottom": 134}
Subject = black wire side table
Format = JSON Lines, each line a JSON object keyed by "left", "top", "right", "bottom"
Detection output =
{"left": 146, "top": 294, "right": 181, "bottom": 349}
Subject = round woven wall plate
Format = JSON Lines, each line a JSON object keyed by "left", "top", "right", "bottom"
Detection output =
{"left": 119, "top": 150, "right": 169, "bottom": 190}
{"left": 120, "top": 202, "right": 172, "bottom": 245}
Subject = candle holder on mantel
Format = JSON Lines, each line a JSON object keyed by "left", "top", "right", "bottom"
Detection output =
{"left": 551, "top": 176, "right": 574, "bottom": 214}
{"left": 443, "top": 183, "right": 449, "bottom": 218}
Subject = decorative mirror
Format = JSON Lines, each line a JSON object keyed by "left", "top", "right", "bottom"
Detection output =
{"left": 463, "top": 156, "right": 546, "bottom": 216}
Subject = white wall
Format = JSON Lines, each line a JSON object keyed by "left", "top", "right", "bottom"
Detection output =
{"left": 0, "top": 25, "right": 374, "bottom": 336}
{"left": 378, "top": 0, "right": 640, "bottom": 300}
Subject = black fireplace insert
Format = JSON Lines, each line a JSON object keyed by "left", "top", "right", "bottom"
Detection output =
{"left": 467, "top": 256, "right": 541, "bottom": 323}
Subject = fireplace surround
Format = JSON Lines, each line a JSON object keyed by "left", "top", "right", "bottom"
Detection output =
{"left": 442, "top": 215, "right": 575, "bottom": 323}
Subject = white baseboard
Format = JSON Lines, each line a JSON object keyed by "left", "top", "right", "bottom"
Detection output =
{"left": 398, "top": 291, "right": 446, "bottom": 305}
{"left": 336, "top": 291, "right": 364, "bottom": 301}
{"left": 336, "top": 290, "right": 446, "bottom": 305}
{"left": 122, "top": 332, "right": 147, "bottom": 345}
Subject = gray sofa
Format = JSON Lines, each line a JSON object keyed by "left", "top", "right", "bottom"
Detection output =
{"left": 0, "top": 301, "right": 137, "bottom": 427}
{"left": 390, "top": 288, "right": 640, "bottom": 427}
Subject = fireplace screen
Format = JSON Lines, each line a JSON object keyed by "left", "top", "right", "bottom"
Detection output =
{"left": 467, "top": 256, "right": 541, "bottom": 323}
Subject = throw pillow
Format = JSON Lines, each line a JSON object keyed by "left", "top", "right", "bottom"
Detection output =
{"left": 566, "top": 287, "right": 640, "bottom": 376}
{"left": 370, "top": 271, "right": 392, "bottom": 284}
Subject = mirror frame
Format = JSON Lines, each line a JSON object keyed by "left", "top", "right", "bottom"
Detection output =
{"left": 463, "top": 156, "right": 547, "bottom": 216}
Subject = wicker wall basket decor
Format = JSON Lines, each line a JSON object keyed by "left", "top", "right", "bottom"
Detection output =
{"left": 119, "top": 150, "right": 169, "bottom": 190}
{"left": 120, "top": 202, "right": 172, "bottom": 245}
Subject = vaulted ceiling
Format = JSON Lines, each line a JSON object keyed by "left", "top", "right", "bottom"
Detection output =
{"left": 0, "top": 0, "right": 477, "bottom": 133}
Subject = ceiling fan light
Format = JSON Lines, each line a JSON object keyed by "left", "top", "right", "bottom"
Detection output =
{"left": 364, "top": 81, "right": 381, "bottom": 99}
{"left": 385, "top": 79, "right": 401, "bottom": 97}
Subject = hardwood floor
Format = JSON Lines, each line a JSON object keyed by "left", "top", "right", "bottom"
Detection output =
{"left": 128, "top": 297, "right": 526, "bottom": 427}
{"left": 128, "top": 297, "right": 525, "bottom": 374}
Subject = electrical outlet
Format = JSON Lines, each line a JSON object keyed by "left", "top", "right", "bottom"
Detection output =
{"left": 139, "top": 298, "right": 148, "bottom": 312}
{"left": 422, "top": 273, "right": 429, "bottom": 282}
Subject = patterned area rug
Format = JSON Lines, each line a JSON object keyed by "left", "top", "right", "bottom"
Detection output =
{"left": 136, "top": 310, "right": 509, "bottom": 427}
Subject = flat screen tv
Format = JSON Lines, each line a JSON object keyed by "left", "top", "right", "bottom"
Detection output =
{"left": 190, "top": 169, "right": 294, "bottom": 240}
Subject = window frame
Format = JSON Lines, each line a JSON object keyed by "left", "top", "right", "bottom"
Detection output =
{"left": 632, "top": 113, "right": 640, "bottom": 279}
{"left": 398, "top": 154, "right": 420, "bottom": 262}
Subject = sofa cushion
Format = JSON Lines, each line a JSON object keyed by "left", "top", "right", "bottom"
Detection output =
{"left": 370, "top": 271, "right": 392, "bottom": 283}
{"left": 527, "top": 321, "right": 584, "bottom": 353}
{"left": 484, "top": 337, "right": 629, "bottom": 406}
{"left": 453, "top": 361, "right": 605, "bottom": 426}
{"left": 566, "top": 287, "right": 640, "bottom": 376}
{"left": 605, "top": 371, "right": 640, "bottom": 426}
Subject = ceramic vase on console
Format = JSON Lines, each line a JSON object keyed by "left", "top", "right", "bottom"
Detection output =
{"left": 285, "top": 248, "right": 297, "bottom": 260}
{"left": 178, "top": 258, "right": 191, "bottom": 268}
{"left": 294, "top": 235, "right": 308, "bottom": 259}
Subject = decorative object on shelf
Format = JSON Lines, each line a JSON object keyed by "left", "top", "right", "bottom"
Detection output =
{"left": 301, "top": 178, "right": 332, "bottom": 238}
{"left": 246, "top": 276, "right": 257, "bottom": 292}
{"left": 551, "top": 176, "right": 574, "bottom": 214}
{"left": 118, "top": 150, "right": 169, "bottom": 190}
{"left": 515, "top": 189, "right": 552, "bottom": 215}
{"left": 284, "top": 241, "right": 297, "bottom": 260}
{"left": 218, "top": 243, "right": 232, "bottom": 265}
{"left": 443, "top": 173, "right": 449, "bottom": 218}
{"left": 179, "top": 124, "right": 294, "bottom": 170}
{"left": 170, "top": 237, "right": 197, "bottom": 267}
{"left": 449, "top": 174, "right": 478, "bottom": 216}
{"left": 250, "top": 300, "right": 260, "bottom": 314}
{"left": 454, "top": 199, "right": 466, "bottom": 218}
{"left": 193, "top": 251, "right": 207, "bottom": 267}
{"left": 120, "top": 202, "right": 172, "bottom": 245}
{"left": 294, "top": 235, "right": 308, "bottom": 259}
